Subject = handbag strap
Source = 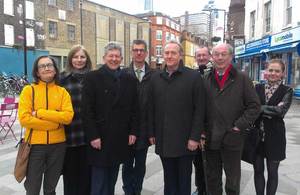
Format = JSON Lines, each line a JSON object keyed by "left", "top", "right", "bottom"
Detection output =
{"left": 16, "top": 85, "right": 34, "bottom": 147}
{"left": 26, "top": 86, "right": 35, "bottom": 143}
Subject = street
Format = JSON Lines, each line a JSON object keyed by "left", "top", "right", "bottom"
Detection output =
{"left": 1, "top": 101, "right": 300, "bottom": 195}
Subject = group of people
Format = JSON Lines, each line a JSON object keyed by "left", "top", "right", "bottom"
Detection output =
{"left": 17, "top": 39, "right": 292, "bottom": 195}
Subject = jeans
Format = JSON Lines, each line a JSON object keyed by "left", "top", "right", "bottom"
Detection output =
{"left": 90, "top": 164, "right": 120, "bottom": 195}
{"left": 122, "top": 148, "right": 148, "bottom": 194}
{"left": 160, "top": 155, "right": 194, "bottom": 195}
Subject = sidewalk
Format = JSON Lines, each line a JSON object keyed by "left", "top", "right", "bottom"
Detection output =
{"left": 1, "top": 101, "right": 300, "bottom": 195}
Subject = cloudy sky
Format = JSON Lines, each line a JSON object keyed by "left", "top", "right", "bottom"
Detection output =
{"left": 89, "top": 0, "right": 230, "bottom": 17}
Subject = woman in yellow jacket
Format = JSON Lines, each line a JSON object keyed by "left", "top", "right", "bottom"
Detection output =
{"left": 18, "top": 55, "right": 74, "bottom": 195}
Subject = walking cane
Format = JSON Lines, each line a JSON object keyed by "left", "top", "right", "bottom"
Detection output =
{"left": 201, "top": 139, "right": 209, "bottom": 195}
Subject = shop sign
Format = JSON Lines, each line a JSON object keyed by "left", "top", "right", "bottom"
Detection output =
{"left": 235, "top": 45, "right": 245, "bottom": 55}
{"left": 271, "top": 26, "right": 300, "bottom": 46}
{"left": 245, "top": 36, "right": 271, "bottom": 53}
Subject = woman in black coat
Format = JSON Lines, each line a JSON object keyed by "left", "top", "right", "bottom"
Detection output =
{"left": 253, "top": 59, "right": 293, "bottom": 195}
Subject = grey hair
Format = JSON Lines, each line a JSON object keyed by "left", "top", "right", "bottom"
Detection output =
{"left": 164, "top": 40, "right": 183, "bottom": 55}
{"left": 104, "top": 42, "right": 123, "bottom": 57}
{"left": 212, "top": 43, "right": 234, "bottom": 55}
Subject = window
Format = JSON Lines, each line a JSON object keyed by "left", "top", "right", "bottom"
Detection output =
{"left": 156, "top": 30, "right": 162, "bottom": 40}
{"left": 48, "top": 0, "right": 56, "bottom": 6}
{"left": 285, "top": 0, "right": 292, "bottom": 25}
{"left": 250, "top": 11, "right": 256, "bottom": 38}
{"left": 4, "top": 24, "right": 14, "bottom": 45}
{"left": 157, "top": 17, "right": 162, "bottom": 25}
{"left": 171, "top": 33, "right": 175, "bottom": 41}
{"left": 26, "top": 28, "right": 35, "bottom": 47}
{"left": 264, "top": 1, "right": 271, "bottom": 33}
{"left": 67, "top": 24, "right": 75, "bottom": 41}
{"left": 156, "top": 45, "right": 162, "bottom": 56}
{"left": 166, "top": 32, "right": 170, "bottom": 41}
{"left": 4, "top": 0, "right": 14, "bottom": 16}
{"left": 26, "top": 1, "right": 34, "bottom": 20}
{"left": 67, "top": 0, "right": 75, "bottom": 11}
{"left": 49, "top": 21, "right": 58, "bottom": 38}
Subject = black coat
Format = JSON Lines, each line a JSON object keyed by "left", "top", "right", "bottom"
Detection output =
{"left": 82, "top": 66, "right": 138, "bottom": 166}
{"left": 204, "top": 67, "right": 261, "bottom": 150}
{"left": 123, "top": 62, "right": 155, "bottom": 149}
{"left": 255, "top": 83, "right": 293, "bottom": 161}
{"left": 148, "top": 65, "right": 205, "bottom": 157}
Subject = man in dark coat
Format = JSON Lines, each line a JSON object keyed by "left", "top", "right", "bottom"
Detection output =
{"left": 148, "top": 40, "right": 205, "bottom": 195}
{"left": 204, "top": 43, "right": 260, "bottom": 195}
{"left": 193, "top": 46, "right": 212, "bottom": 195}
{"left": 122, "top": 40, "right": 155, "bottom": 195}
{"left": 82, "top": 42, "right": 138, "bottom": 195}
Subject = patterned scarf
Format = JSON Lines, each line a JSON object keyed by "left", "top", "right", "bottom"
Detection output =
{"left": 265, "top": 80, "right": 282, "bottom": 103}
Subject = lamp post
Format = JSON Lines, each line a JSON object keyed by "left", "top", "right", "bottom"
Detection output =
{"left": 23, "top": 0, "right": 28, "bottom": 77}
{"left": 202, "top": 8, "right": 226, "bottom": 44}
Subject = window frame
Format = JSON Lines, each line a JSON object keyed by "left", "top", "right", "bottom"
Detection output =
{"left": 49, "top": 21, "right": 58, "bottom": 39}
{"left": 67, "top": 24, "right": 76, "bottom": 41}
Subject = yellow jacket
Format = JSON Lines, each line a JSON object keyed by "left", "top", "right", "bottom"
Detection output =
{"left": 18, "top": 81, "right": 74, "bottom": 144}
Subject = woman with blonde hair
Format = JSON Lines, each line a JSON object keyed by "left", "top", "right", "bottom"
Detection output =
{"left": 60, "top": 45, "right": 92, "bottom": 195}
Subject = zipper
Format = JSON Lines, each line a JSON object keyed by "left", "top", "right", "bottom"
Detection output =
{"left": 46, "top": 83, "right": 49, "bottom": 144}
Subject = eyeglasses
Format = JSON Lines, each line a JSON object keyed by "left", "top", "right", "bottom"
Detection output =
{"left": 132, "top": 49, "right": 146, "bottom": 53}
{"left": 38, "top": 63, "right": 54, "bottom": 70}
{"left": 212, "top": 52, "right": 230, "bottom": 57}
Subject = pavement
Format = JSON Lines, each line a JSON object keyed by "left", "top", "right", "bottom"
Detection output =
{"left": 1, "top": 100, "right": 300, "bottom": 195}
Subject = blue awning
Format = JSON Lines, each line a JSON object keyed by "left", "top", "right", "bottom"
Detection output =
{"left": 235, "top": 51, "right": 262, "bottom": 59}
{"left": 267, "top": 42, "right": 299, "bottom": 53}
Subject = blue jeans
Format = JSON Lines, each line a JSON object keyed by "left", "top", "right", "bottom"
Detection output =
{"left": 122, "top": 148, "right": 148, "bottom": 194}
{"left": 90, "top": 164, "right": 120, "bottom": 195}
{"left": 160, "top": 155, "right": 194, "bottom": 195}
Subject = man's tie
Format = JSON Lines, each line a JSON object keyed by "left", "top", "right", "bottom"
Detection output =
{"left": 136, "top": 69, "right": 142, "bottom": 82}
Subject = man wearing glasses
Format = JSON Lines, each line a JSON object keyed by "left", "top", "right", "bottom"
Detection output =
{"left": 204, "top": 43, "right": 260, "bottom": 195}
{"left": 122, "top": 39, "right": 155, "bottom": 195}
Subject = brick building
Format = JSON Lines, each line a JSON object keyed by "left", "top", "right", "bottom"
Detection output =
{"left": 136, "top": 12, "right": 181, "bottom": 68}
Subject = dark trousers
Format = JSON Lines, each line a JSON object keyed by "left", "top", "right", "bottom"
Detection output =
{"left": 206, "top": 148, "right": 242, "bottom": 195}
{"left": 63, "top": 145, "right": 90, "bottom": 195}
{"left": 193, "top": 149, "right": 206, "bottom": 193}
{"left": 25, "top": 143, "right": 66, "bottom": 195}
{"left": 122, "top": 147, "right": 148, "bottom": 194}
{"left": 90, "top": 164, "right": 120, "bottom": 195}
{"left": 253, "top": 153, "right": 280, "bottom": 195}
{"left": 160, "top": 155, "right": 194, "bottom": 195}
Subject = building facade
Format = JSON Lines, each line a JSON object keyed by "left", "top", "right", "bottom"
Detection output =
{"left": 236, "top": 0, "right": 300, "bottom": 87}
{"left": 178, "top": 11, "right": 209, "bottom": 43}
{"left": 0, "top": 0, "right": 151, "bottom": 78}
{"left": 137, "top": 12, "right": 181, "bottom": 68}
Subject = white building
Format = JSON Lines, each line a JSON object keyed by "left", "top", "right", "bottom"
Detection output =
{"left": 236, "top": 0, "right": 300, "bottom": 86}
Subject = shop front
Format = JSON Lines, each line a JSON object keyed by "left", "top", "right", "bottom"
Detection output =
{"left": 235, "top": 36, "right": 271, "bottom": 82}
